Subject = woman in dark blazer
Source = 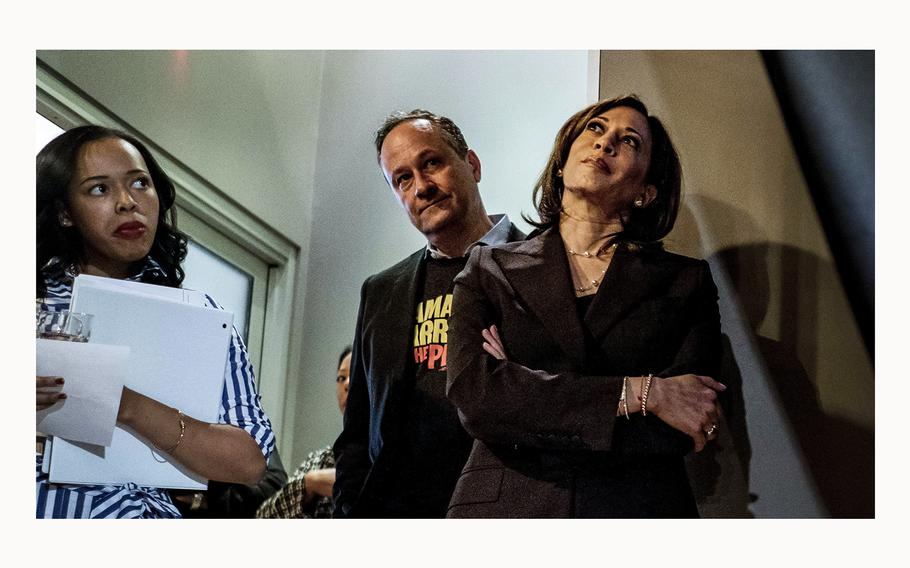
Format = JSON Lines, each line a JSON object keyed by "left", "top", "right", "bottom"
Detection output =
{"left": 446, "top": 95, "right": 725, "bottom": 518}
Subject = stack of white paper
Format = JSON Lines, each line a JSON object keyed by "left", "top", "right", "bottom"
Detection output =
{"left": 44, "top": 275, "right": 234, "bottom": 490}
{"left": 37, "top": 339, "right": 130, "bottom": 447}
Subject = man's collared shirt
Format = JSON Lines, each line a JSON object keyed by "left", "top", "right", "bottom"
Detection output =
{"left": 425, "top": 213, "right": 512, "bottom": 260}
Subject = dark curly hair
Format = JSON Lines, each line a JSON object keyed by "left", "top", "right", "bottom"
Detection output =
{"left": 524, "top": 95, "right": 682, "bottom": 246}
{"left": 36, "top": 125, "right": 188, "bottom": 297}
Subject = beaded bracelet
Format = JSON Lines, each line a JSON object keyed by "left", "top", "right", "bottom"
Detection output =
{"left": 640, "top": 374, "right": 654, "bottom": 416}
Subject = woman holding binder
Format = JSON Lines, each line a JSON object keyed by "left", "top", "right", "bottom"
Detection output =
{"left": 35, "top": 125, "right": 275, "bottom": 518}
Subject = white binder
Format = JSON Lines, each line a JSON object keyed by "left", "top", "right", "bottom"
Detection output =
{"left": 48, "top": 275, "right": 234, "bottom": 489}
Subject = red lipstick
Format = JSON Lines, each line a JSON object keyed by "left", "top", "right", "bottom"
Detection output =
{"left": 114, "top": 221, "right": 146, "bottom": 239}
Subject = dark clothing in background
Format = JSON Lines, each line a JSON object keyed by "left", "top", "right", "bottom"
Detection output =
{"left": 173, "top": 449, "right": 288, "bottom": 518}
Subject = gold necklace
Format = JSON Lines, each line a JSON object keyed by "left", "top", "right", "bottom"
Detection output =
{"left": 566, "top": 241, "right": 618, "bottom": 258}
{"left": 574, "top": 267, "right": 608, "bottom": 294}
{"left": 569, "top": 242, "right": 617, "bottom": 294}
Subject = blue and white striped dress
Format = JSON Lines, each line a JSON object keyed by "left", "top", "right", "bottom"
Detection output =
{"left": 36, "top": 259, "right": 276, "bottom": 518}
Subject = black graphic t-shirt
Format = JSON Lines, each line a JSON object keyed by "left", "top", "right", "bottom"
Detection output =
{"left": 382, "top": 256, "right": 474, "bottom": 517}
{"left": 412, "top": 258, "right": 463, "bottom": 380}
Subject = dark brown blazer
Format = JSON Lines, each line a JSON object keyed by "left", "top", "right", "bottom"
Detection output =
{"left": 446, "top": 227, "right": 722, "bottom": 518}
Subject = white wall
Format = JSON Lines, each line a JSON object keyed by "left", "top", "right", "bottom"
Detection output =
{"left": 292, "top": 50, "right": 591, "bottom": 463}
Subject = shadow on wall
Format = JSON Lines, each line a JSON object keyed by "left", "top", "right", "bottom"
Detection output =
{"left": 712, "top": 242, "right": 874, "bottom": 518}
{"left": 674, "top": 195, "right": 873, "bottom": 518}
{"left": 684, "top": 333, "right": 753, "bottom": 518}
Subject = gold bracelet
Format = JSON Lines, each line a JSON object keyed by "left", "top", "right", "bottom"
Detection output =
{"left": 620, "top": 376, "right": 630, "bottom": 419}
{"left": 156, "top": 410, "right": 186, "bottom": 454}
{"left": 640, "top": 374, "right": 654, "bottom": 416}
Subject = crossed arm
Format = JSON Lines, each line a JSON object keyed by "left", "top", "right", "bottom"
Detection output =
{"left": 447, "top": 256, "right": 724, "bottom": 454}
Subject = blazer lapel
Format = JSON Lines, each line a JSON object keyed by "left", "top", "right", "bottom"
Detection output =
{"left": 375, "top": 250, "right": 425, "bottom": 434}
{"left": 491, "top": 228, "right": 587, "bottom": 368}
{"left": 584, "top": 244, "right": 677, "bottom": 341}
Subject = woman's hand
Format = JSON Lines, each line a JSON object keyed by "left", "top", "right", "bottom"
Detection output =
{"left": 36, "top": 376, "right": 66, "bottom": 411}
{"left": 646, "top": 374, "right": 725, "bottom": 452}
{"left": 481, "top": 325, "right": 507, "bottom": 360}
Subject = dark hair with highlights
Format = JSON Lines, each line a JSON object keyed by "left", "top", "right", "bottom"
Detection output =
{"left": 36, "top": 125, "right": 188, "bottom": 297}
{"left": 374, "top": 109, "right": 469, "bottom": 162}
{"left": 524, "top": 95, "right": 682, "bottom": 246}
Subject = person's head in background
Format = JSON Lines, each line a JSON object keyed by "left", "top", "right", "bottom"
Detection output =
{"left": 335, "top": 346, "right": 353, "bottom": 415}
{"left": 36, "top": 125, "right": 187, "bottom": 296}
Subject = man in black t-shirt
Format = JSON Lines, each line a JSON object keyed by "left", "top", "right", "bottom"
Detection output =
{"left": 332, "top": 109, "right": 524, "bottom": 518}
